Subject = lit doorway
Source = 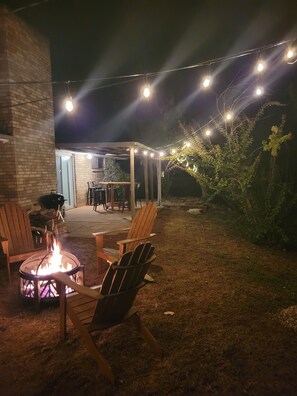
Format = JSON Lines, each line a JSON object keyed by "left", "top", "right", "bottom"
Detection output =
{"left": 56, "top": 153, "right": 76, "bottom": 208}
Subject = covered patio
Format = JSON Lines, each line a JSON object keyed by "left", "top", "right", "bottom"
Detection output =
{"left": 56, "top": 141, "right": 162, "bottom": 219}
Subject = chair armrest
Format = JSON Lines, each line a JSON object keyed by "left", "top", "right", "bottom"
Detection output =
{"left": 53, "top": 272, "right": 102, "bottom": 300}
{"left": 92, "top": 227, "right": 130, "bottom": 237}
{"left": 117, "top": 233, "right": 156, "bottom": 247}
{"left": 0, "top": 235, "right": 9, "bottom": 255}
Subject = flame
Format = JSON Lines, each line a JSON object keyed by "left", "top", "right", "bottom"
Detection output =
{"left": 31, "top": 239, "right": 72, "bottom": 276}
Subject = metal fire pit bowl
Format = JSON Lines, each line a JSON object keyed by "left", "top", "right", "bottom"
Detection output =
{"left": 19, "top": 250, "right": 83, "bottom": 310}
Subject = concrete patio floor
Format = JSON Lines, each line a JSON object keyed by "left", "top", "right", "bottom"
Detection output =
{"left": 62, "top": 205, "right": 133, "bottom": 237}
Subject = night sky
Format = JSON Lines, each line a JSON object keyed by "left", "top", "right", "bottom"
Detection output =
{"left": 3, "top": 0, "right": 297, "bottom": 146}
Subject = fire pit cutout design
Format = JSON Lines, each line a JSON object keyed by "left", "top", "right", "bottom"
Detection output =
{"left": 19, "top": 242, "right": 83, "bottom": 308}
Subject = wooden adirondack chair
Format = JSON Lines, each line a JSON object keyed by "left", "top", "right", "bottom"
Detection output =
{"left": 53, "top": 242, "right": 162, "bottom": 385}
{"left": 0, "top": 202, "right": 48, "bottom": 282}
{"left": 93, "top": 201, "right": 157, "bottom": 272}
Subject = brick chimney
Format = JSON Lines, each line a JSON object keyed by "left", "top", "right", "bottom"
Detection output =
{"left": 0, "top": 5, "right": 56, "bottom": 207}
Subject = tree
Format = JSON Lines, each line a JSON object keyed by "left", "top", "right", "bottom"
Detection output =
{"left": 166, "top": 102, "right": 296, "bottom": 245}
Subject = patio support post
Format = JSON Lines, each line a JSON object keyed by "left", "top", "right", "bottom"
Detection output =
{"left": 130, "top": 146, "right": 136, "bottom": 219}
{"left": 156, "top": 158, "right": 162, "bottom": 206}
{"left": 144, "top": 155, "right": 149, "bottom": 203}
{"left": 149, "top": 158, "right": 154, "bottom": 201}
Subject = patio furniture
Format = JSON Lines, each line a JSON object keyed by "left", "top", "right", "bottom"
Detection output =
{"left": 0, "top": 202, "right": 49, "bottom": 282}
{"left": 87, "top": 181, "right": 96, "bottom": 205}
{"left": 93, "top": 186, "right": 106, "bottom": 211}
{"left": 93, "top": 201, "right": 157, "bottom": 273}
{"left": 100, "top": 181, "right": 131, "bottom": 211}
{"left": 53, "top": 242, "right": 162, "bottom": 385}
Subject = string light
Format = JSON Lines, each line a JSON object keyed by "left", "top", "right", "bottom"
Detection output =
{"left": 256, "top": 60, "right": 266, "bottom": 73}
{"left": 150, "top": 152, "right": 155, "bottom": 157}
{"left": 205, "top": 129, "right": 212, "bottom": 136}
{"left": 159, "top": 151, "right": 165, "bottom": 157}
{"left": 142, "top": 85, "right": 151, "bottom": 99}
{"left": 65, "top": 97, "right": 74, "bottom": 112}
{"left": 86, "top": 153, "right": 92, "bottom": 159}
{"left": 201, "top": 75, "right": 212, "bottom": 89}
{"left": 171, "top": 149, "right": 176, "bottom": 154}
{"left": 255, "top": 86, "right": 264, "bottom": 96}
{"left": 143, "top": 150, "right": 148, "bottom": 156}
{"left": 225, "top": 111, "right": 233, "bottom": 121}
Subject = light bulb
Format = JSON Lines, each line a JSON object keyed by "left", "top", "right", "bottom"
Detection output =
{"left": 255, "top": 86, "right": 264, "bottom": 96}
{"left": 159, "top": 151, "right": 164, "bottom": 157}
{"left": 185, "top": 142, "right": 191, "bottom": 148}
{"left": 171, "top": 149, "right": 176, "bottom": 154}
{"left": 225, "top": 112, "right": 233, "bottom": 121}
{"left": 256, "top": 61, "right": 265, "bottom": 73}
{"left": 86, "top": 154, "right": 92, "bottom": 159}
{"left": 143, "top": 86, "right": 151, "bottom": 99}
{"left": 65, "top": 98, "right": 74, "bottom": 112}
{"left": 150, "top": 153, "right": 155, "bottom": 158}
{"left": 143, "top": 150, "right": 148, "bottom": 156}
{"left": 202, "top": 75, "right": 212, "bottom": 88}
{"left": 205, "top": 129, "right": 211, "bottom": 136}
{"left": 286, "top": 48, "right": 294, "bottom": 59}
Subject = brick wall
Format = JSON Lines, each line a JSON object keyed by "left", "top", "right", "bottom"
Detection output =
{"left": 0, "top": 5, "right": 56, "bottom": 208}
{"left": 74, "top": 154, "right": 103, "bottom": 206}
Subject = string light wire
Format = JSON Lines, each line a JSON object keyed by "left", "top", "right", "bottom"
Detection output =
{"left": 0, "top": 38, "right": 295, "bottom": 90}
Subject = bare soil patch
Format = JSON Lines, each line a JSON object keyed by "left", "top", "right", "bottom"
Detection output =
{"left": 1, "top": 206, "right": 297, "bottom": 395}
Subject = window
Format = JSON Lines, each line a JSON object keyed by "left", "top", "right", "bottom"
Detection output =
{"left": 91, "top": 156, "right": 105, "bottom": 170}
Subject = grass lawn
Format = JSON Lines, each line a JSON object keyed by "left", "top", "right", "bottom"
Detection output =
{"left": 0, "top": 205, "right": 297, "bottom": 395}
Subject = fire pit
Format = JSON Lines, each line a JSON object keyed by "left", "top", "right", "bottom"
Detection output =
{"left": 19, "top": 241, "right": 83, "bottom": 309}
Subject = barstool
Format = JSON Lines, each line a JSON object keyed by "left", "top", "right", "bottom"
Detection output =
{"left": 93, "top": 186, "right": 106, "bottom": 211}
{"left": 87, "top": 182, "right": 95, "bottom": 205}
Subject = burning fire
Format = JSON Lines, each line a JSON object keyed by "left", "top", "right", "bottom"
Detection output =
{"left": 31, "top": 239, "right": 73, "bottom": 276}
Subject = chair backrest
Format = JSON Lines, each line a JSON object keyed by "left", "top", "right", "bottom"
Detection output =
{"left": 92, "top": 242, "right": 155, "bottom": 326}
{"left": 0, "top": 202, "right": 34, "bottom": 255}
{"left": 126, "top": 201, "right": 157, "bottom": 252}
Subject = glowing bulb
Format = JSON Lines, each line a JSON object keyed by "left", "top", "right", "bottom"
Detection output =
{"left": 65, "top": 98, "right": 74, "bottom": 112}
{"left": 256, "top": 61, "right": 265, "bottom": 73}
{"left": 171, "top": 149, "right": 176, "bottom": 154}
{"left": 143, "top": 86, "right": 151, "bottom": 99}
{"left": 205, "top": 129, "right": 211, "bottom": 136}
{"left": 286, "top": 48, "right": 294, "bottom": 59}
{"left": 150, "top": 153, "right": 155, "bottom": 158}
{"left": 143, "top": 150, "right": 148, "bottom": 156}
{"left": 255, "top": 86, "right": 264, "bottom": 96}
{"left": 225, "top": 112, "right": 233, "bottom": 121}
{"left": 86, "top": 154, "right": 92, "bottom": 159}
{"left": 134, "top": 149, "right": 138, "bottom": 153}
{"left": 202, "top": 75, "right": 212, "bottom": 88}
{"left": 185, "top": 142, "right": 191, "bottom": 148}
{"left": 159, "top": 151, "right": 164, "bottom": 157}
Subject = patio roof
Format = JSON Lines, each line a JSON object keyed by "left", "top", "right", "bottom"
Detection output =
{"left": 56, "top": 141, "right": 162, "bottom": 218}
{"left": 55, "top": 141, "right": 159, "bottom": 157}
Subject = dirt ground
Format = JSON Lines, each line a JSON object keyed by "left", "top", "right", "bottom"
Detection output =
{"left": 1, "top": 205, "right": 297, "bottom": 395}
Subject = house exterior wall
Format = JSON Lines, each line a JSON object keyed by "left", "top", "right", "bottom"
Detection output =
{"left": 73, "top": 154, "right": 103, "bottom": 206}
{"left": 0, "top": 5, "right": 56, "bottom": 208}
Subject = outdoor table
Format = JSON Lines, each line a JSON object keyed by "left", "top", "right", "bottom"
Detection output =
{"left": 99, "top": 182, "right": 131, "bottom": 211}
